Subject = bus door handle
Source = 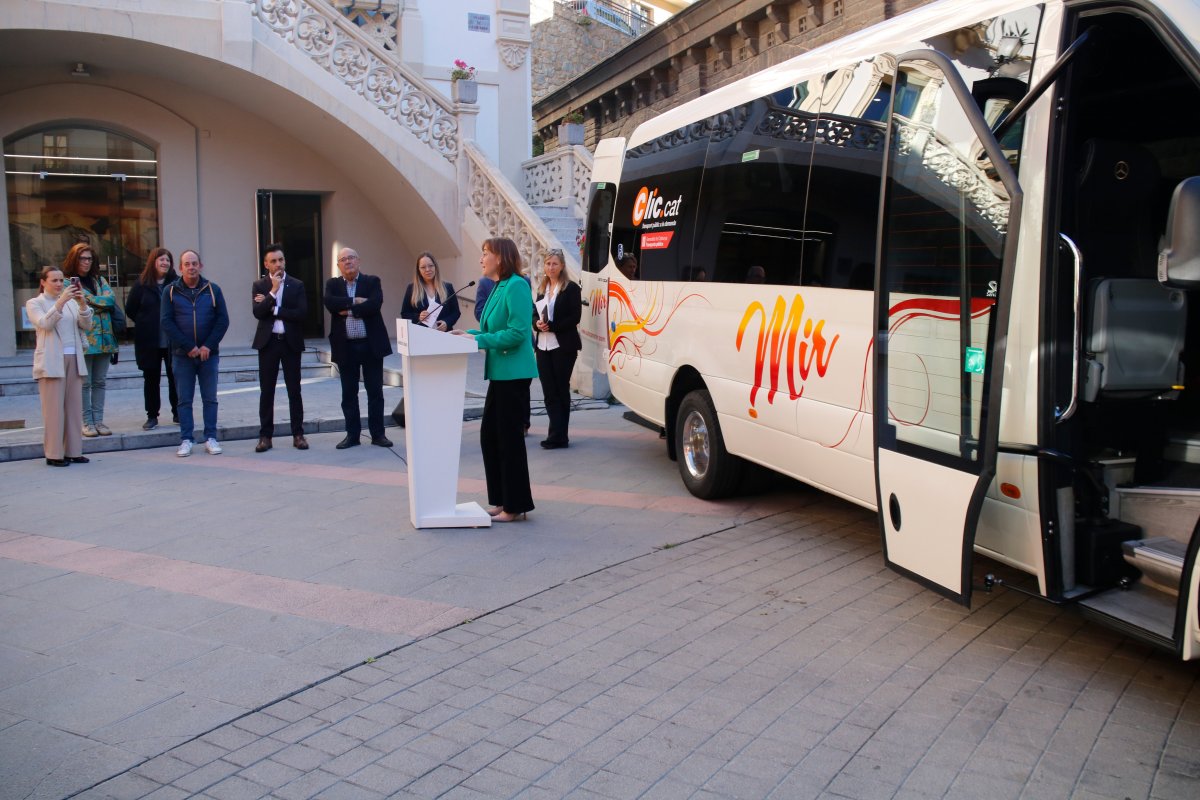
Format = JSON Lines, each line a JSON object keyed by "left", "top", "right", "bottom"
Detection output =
{"left": 1056, "top": 233, "right": 1083, "bottom": 423}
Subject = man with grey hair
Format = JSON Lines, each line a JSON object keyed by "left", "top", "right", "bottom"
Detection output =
{"left": 323, "top": 248, "right": 392, "bottom": 448}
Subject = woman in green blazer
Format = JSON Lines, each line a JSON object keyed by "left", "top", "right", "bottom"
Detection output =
{"left": 459, "top": 237, "right": 538, "bottom": 521}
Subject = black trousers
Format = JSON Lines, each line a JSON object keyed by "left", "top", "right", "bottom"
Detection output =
{"left": 143, "top": 347, "right": 178, "bottom": 421}
{"left": 257, "top": 335, "right": 304, "bottom": 437}
{"left": 536, "top": 346, "right": 578, "bottom": 445}
{"left": 481, "top": 378, "right": 535, "bottom": 514}
{"left": 337, "top": 338, "right": 386, "bottom": 440}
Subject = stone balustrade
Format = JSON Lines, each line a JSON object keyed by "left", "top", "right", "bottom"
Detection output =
{"left": 247, "top": 0, "right": 459, "bottom": 161}
{"left": 522, "top": 144, "right": 594, "bottom": 219}
{"left": 464, "top": 142, "right": 583, "bottom": 281}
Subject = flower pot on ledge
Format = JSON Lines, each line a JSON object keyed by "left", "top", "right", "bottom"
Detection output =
{"left": 452, "top": 79, "right": 478, "bottom": 104}
{"left": 558, "top": 122, "right": 584, "bottom": 147}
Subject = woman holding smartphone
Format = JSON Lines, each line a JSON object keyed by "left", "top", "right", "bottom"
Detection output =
{"left": 63, "top": 242, "right": 119, "bottom": 437}
{"left": 26, "top": 266, "right": 93, "bottom": 466}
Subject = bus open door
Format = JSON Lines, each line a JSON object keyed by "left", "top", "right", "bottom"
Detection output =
{"left": 577, "top": 137, "right": 624, "bottom": 398}
{"left": 873, "top": 52, "right": 1022, "bottom": 605}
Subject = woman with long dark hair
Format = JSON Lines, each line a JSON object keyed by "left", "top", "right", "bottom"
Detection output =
{"left": 456, "top": 238, "right": 537, "bottom": 522}
{"left": 533, "top": 249, "right": 582, "bottom": 449}
{"left": 62, "top": 242, "right": 118, "bottom": 436}
{"left": 125, "top": 247, "right": 179, "bottom": 429}
{"left": 26, "top": 266, "right": 93, "bottom": 466}
{"left": 400, "top": 251, "right": 461, "bottom": 332}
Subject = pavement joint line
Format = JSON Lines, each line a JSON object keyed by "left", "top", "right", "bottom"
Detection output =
{"left": 122, "top": 450, "right": 798, "bottom": 518}
{"left": 61, "top": 507, "right": 794, "bottom": 800}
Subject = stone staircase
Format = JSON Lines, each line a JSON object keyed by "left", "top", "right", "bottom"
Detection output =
{"left": 532, "top": 205, "right": 582, "bottom": 254}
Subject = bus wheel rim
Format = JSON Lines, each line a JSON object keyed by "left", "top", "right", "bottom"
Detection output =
{"left": 682, "top": 409, "right": 710, "bottom": 480}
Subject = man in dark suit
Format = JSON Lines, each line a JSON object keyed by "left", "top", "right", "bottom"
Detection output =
{"left": 252, "top": 243, "right": 307, "bottom": 451}
{"left": 324, "top": 247, "right": 393, "bottom": 449}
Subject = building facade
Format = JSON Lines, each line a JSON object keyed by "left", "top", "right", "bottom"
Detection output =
{"left": 533, "top": 0, "right": 935, "bottom": 146}
{"left": 0, "top": 0, "right": 539, "bottom": 358}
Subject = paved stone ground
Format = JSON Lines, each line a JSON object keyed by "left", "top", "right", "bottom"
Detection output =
{"left": 1, "top": 371, "right": 1198, "bottom": 799}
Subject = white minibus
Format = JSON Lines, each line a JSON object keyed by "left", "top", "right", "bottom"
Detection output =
{"left": 579, "top": 0, "right": 1200, "bottom": 658}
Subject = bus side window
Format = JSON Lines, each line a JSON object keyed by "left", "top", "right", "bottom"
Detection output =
{"left": 802, "top": 57, "right": 888, "bottom": 290}
{"left": 583, "top": 185, "right": 615, "bottom": 274}
{"left": 697, "top": 94, "right": 813, "bottom": 286}
{"left": 610, "top": 128, "right": 708, "bottom": 281}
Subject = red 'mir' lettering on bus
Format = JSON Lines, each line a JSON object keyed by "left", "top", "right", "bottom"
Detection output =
{"left": 736, "top": 295, "right": 839, "bottom": 418}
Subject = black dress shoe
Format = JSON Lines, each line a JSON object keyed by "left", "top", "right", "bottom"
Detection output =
{"left": 65, "top": 456, "right": 90, "bottom": 463}
{"left": 293, "top": 434, "right": 309, "bottom": 450}
{"left": 370, "top": 436, "right": 393, "bottom": 447}
{"left": 336, "top": 436, "right": 360, "bottom": 449}
{"left": 46, "top": 458, "right": 68, "bottom": 467}
{"left": 255, "top": 436, "right": 272, "bottom": 453}
{"left": 540, "top": 440, "right": 568, "bottom": 449}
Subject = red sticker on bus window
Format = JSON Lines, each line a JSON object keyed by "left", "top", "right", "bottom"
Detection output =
{"left": 640, "top": 231, "right": 674, "bottom": 250}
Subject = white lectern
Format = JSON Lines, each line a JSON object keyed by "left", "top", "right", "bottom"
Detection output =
{"left": 396, "top": 320, "right": 491, "bottom": 529}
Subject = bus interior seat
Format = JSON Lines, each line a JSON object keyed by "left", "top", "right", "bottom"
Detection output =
{"left": 1075, "top": 139, "right": 1162, "bottom": 280}
{"left": 1083, "top": 278, "right": 1187, "bottom": 401}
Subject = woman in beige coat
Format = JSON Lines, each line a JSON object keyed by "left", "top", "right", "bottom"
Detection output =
{"left": 26, "top": 266, "right": 93, "bottom": 466}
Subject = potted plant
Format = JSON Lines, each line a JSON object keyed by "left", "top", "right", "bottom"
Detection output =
{"left": 558, "top": 110, "right": 585, "bottom": 147}
{"left": 450, "top": 59, "right": 477, "bottom": 104}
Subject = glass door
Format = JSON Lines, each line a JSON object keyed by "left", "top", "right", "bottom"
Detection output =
{"left": 873, "top": 52, "right": 1022, "bottom": 605}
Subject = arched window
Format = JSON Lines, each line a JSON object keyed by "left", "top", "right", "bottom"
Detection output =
{"left": 6, "top": 125, "right": 159, "bottom": 347}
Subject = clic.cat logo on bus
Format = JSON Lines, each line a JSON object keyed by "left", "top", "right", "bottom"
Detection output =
{"left": 631, "top": 186, "right": 683, "bottom": 227}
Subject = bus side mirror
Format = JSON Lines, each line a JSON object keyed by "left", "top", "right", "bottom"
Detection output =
{"left": 1158, "top": 176, "right": 1200, "bottom": 289}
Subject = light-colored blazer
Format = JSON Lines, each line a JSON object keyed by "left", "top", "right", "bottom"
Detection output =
{"left": 26, "top": 293, "right": 93, "bottom": 379}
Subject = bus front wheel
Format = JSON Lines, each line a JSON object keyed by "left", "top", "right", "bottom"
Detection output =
{"left": 675, "top": 390, "right": 744, "bottom": 499}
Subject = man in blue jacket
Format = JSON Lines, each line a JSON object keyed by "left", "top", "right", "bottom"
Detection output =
{"left": 161, "top": 249, "right": 230, "bottom": 457}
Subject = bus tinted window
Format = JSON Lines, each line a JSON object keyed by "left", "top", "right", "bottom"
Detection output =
{"left": 582, "top": 183, "right": 615, "bottom": 274}
{"left": 805, "top": 59, "right": 889, "bottom": 290}
{"left": 610, "top": 125, "right": 709, "bottom": 280}
{"left": 695, "top": 97, "right": 811, "bottom": 286}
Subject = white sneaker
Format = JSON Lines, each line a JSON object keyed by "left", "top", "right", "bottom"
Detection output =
{"left": 177, "top": 440, "right": 193, "bottom": 457}
{"left": 204, "top": 438, "right": 222, "bottom": 455}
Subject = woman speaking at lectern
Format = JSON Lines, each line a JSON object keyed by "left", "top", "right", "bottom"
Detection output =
{"left": 456, "top": 237, "right": 537, "bottom": 522}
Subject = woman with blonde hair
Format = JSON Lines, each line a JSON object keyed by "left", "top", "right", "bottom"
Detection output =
{"left": 26, "top": 266, "right": 93, "bottom": 466}
{"left": 456, "top": 238, "right": 537, "bottom": 521}
{"left": 533, "top": 248, "right": 582, "bottom": 449}
{"left": 63, "top": 242, "right": 118, "bottom": 436}
{"left": 400, "top": 251, "right": 461, "bottom": 332}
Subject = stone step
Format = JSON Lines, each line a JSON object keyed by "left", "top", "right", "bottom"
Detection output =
{"left": 0, "top": 344, "right": 340, "bottom": 396}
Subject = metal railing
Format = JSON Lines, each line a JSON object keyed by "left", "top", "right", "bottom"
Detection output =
{"left": 560, "top": 0, "right": 652, "bottom": 37}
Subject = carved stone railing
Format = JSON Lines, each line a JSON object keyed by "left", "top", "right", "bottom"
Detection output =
{"left": 521, "top": 144, "right": 593, "bottom": 218}
{"left": 247, "top": 0, "right": 459, "bottom": 162}
{"left": 334, "top": 1, "right": 400, "bottom": 52}
{"left": 465, "top": 142, "right": 582, "bottom": 281}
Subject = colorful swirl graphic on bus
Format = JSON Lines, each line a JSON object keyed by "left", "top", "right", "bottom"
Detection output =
{"left": 821, "top": 296, "right": 996, "bottom": 450}
{"left": 607, "top": 282, "right": 705, "bottom": 372}
{"left": 736, "top": 294, "right": 839, "bottom": 419}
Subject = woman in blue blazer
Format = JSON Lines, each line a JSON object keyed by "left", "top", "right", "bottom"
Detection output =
{"left": 458, "top": 237, "right": 538, "bottom": 522}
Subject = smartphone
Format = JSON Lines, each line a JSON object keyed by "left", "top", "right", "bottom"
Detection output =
{"left": 70, "top": 277, "right": 81, "bottom": 289}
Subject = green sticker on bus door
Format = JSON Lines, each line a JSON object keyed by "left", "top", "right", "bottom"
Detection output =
{"left": 741, "top": 150, "right": 760, "bottom": 162}
{"left": 964, "top": 346, "right": 985, "bottom": 374}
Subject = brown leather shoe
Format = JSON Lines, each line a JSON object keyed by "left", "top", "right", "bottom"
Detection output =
{"left": 255, "top": 436, "right": 272, "bottom": 453}
{"left": 293, "top": 434, "right": 309, "bottom": 450}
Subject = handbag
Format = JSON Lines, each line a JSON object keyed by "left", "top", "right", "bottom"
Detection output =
{"left": 109, "top": 288, "right": 127, "bottom": 332}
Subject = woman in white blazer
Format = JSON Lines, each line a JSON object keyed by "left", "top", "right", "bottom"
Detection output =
{"left": 26, "top": 266, "right": 93, "bottom": 466}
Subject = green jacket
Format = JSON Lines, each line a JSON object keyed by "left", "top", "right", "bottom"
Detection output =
{"left": 469, "top": 275, "right": 537, "bottom": 381}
